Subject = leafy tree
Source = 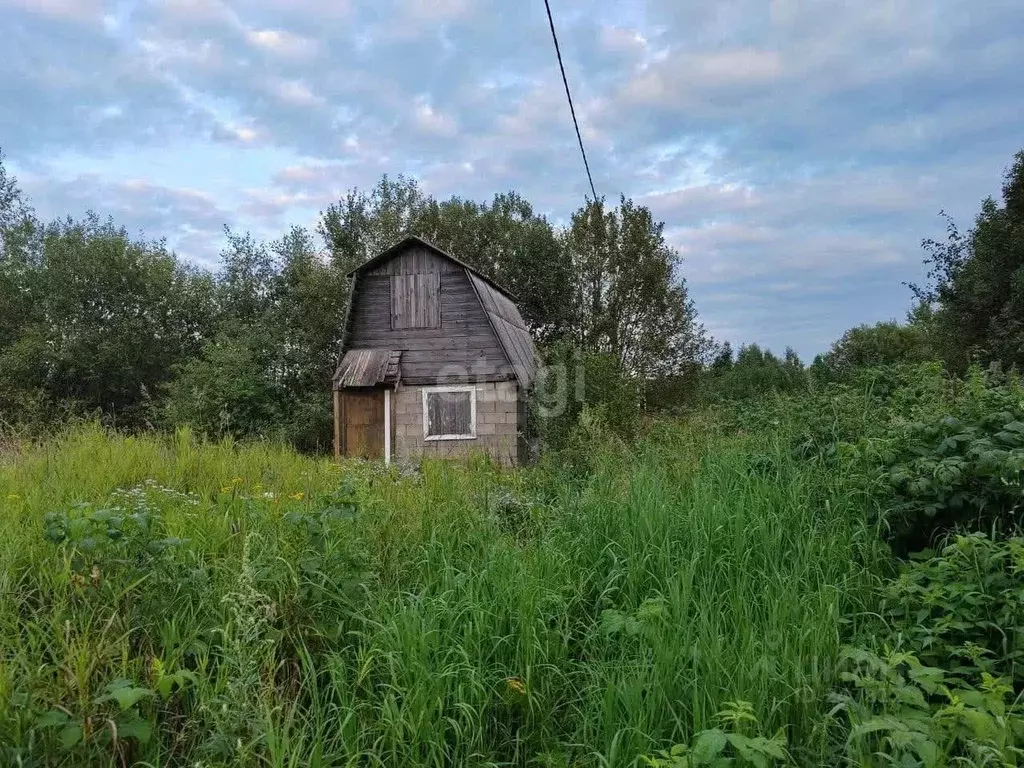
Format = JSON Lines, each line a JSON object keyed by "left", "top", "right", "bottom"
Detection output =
{"left": 266, "top": 227, "right": 347, "bottom": 449}
{"left": 808, "top": 354, "right": 831, "bottom": 385}
{"left": 216, "top": 228, "right": 279, "bottom": 329}
{"left": 1, "top": 212, "right": 214, "bottom": 427}
{"left": 912, "top": 150, "right": 1024, "bottom": 371}
{"left": 0, "top": 150, "right": 35, "bottom": 257}
{"left": 533, "top": 340, "right": 641, "bottom": 452}
{"left": 711, "top": 341, "right": 734, "bottom": 374}
{"left": 819, "top": 321, "right": 933, "bottom": 381}
{"left": 562, "top": 196, "right": 710, "bottom": 380}
{"left": 417, "top": 192, "right": 574, "bottom": 342}
{"left": 165, "top": 226, "right": 344, "bottom": 449}
{"left": 706, "top": 343, "right": 807, "bottom": 401}
{"left": 318, "top": 175, "right": 426, "bottom": 275}
{"left": 0, "top": 152, "right": 41, "bottom": 369}
{"left": 164, "top": 332, "right": 282, "bottom": 440}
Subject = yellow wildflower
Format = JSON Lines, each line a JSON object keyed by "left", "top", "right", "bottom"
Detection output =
{"left": 220, "top": 486, "right": 233, "bottom": 494}
{"left": 252, "top": 483, "right": 263, "bottom": 493}
{"left": 504, "top": 677, "right": 527, "bottom": 696}
{"left": 5, "top": 493, "right": 20, "bottom": 502}
{"left": 230, "top": 477, "right": 243, "bottom": 485}
{"left": 290, "top": 491, "right": 305, "bottom": 501}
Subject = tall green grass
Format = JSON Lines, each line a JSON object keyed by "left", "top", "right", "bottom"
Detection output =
{"left": 0, "top": 423, "right": 885, "bottom": 766}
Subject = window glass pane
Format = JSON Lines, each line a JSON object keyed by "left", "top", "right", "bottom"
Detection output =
{"left": 426, "top": 390, "right": 472, "bottom": 436}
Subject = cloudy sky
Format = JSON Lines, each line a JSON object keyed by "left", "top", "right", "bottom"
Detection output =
{"left": 3, "top": 0, "right": 1022, "bottom": 358}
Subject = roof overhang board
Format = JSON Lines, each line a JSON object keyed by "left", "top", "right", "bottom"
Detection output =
{"left": 333, "top": 349, "right": 402, "bottom": 389}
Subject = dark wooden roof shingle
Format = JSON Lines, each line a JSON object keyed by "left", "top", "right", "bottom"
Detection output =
{"left": 467, "top": 272, "right": 537, "bottom": 388}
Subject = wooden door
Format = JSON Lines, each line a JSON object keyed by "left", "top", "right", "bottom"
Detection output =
{"left": 341, "top": 390, "right": 385, "bottom": 459}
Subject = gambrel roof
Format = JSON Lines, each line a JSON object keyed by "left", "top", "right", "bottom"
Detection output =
{"left": 348, "top": 235, "right": 518, "bottom": 295}
{"left": 337, "top": 235, "right": 537, "bottom": 388}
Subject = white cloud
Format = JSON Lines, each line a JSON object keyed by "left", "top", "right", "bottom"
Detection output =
{"left": 267, "top": 79, "right": 325, "bottom": 108}
{"left": 240, "top": 187, "right": 325, "bottom": 217}
{"left": 0, "top": 0, "right": 104, "bottom": 23}
{"left": 414, "top": 99, "right": 458, "bottom": 137}
{"left": 403, "top": 0, "right": 473, "bottom": 22}
{"left": 137, "top": 36, "right": 225, "bottom": 70}
{"left": 246, "top": 28, "right": 320, "bottom": 59}
{"left": 151, "top": 0, "right": 239, "bottom": 27}
{"left": 211, "top": 121, "right": 264, "bottom": 145}
{"left": 599, "top": 25, "right": 648, "bottom": 53}
{"left": 625, "top": 47, "right": 783, "bottom": 107}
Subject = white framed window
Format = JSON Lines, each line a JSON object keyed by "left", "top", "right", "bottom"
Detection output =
{"left": 422, "top": 386, "right": 476, "bottom": 441}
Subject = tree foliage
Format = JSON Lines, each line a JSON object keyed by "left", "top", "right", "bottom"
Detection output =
{"left": 703, "top": 343, "right": 807, "bottom": 402}
{"left": 814, "top": 321, "right": 934, "bottom": 383}
{"left": 912, "top": 151, "right": 1024, "bottom": 371}
{"left": 0, "top": 154, "right": 710, "bottom": 445}
{"left": 0, "top": 211, "right": 214, "bottom": 428}
{"left": 562, "top": 197, "right": 711, "bottom": 379}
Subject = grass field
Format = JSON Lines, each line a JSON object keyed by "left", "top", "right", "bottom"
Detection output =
{"left": 0, "top": 422, "right": 888, "bottom": 766}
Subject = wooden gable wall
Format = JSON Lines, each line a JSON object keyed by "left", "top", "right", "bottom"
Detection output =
{"left": 346, "top": 244, "right": 516, "bottom": 385}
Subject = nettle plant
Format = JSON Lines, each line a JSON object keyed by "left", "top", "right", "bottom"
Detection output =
{"left": 831, "top": 534, "right": 1024, "bottom": 766}
{"left": 884, "top": 533, "right": 1024, "bottom": 687}
{"left": 599, "top": 596, "right": 670, "bottom": 640}
{"left": 279, "top": 480, "right": 369, "bottom": 641}
{"left": 830, "top": 646, "right": 1024, "bottom": 767}
{"left": 642, "top": 700, "right": 790, "bottom": 768}
{"left": 34, "top": 671, "right": 196, "bottom": 757}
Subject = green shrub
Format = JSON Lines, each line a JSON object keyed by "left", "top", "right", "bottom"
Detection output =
{"left": 830, "top": 646, "right": 1023, "bottom": 767}
{"left": 532, "top": 342, "right": 641, "bottom": 452}
{"left": 832, "top": 534, "right": 1024, "bottom": 766}
{"left": 879, "top": 370, "right": 1024, "bottom": 553}
{"left": 642, "top": 701, "right": 791, "bottom": 767}
{"left": 883, "top": 533, "right": 1024, "bottom": 687}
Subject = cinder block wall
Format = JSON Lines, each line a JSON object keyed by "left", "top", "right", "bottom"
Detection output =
{"left": 394, "top": 381, "right": 519, "bottom": 466}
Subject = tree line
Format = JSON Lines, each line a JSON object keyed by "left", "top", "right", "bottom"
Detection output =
{"left": 2, "top": 148, "right": 1021, "bottom": 450}
{"left": 702, "top": 150, "right": 1024, "bottom": 405}
{"left": 0, "top": 158, "right": 710, "bottom": 450}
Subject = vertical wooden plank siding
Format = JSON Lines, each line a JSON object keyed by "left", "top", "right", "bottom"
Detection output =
{"left": 342, "top": 391, "right": 385, "bottom": 459}
{"left": 390, "top": 273, "right": 440, "bottom": 329}
{"left": 424, "top": 274, "right": 440, "bottom": 326}
{"left": 333, "top": 389, "right": 341, "bottom": 459}
{"left": 348, "top": 271, "right": 513, "bottom": 383}
{"left": 389, "top": 275, "right": 405, "bottom": 328}
{"left": 384, "top": 389, "right": 391, "bottom": 465}
{"left": 366, "top": 245, "right": 460, "bottom": 276}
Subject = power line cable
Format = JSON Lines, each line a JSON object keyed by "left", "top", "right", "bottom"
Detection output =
{"left": 543, "top": 0, "right": 598, "bottom": 201}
